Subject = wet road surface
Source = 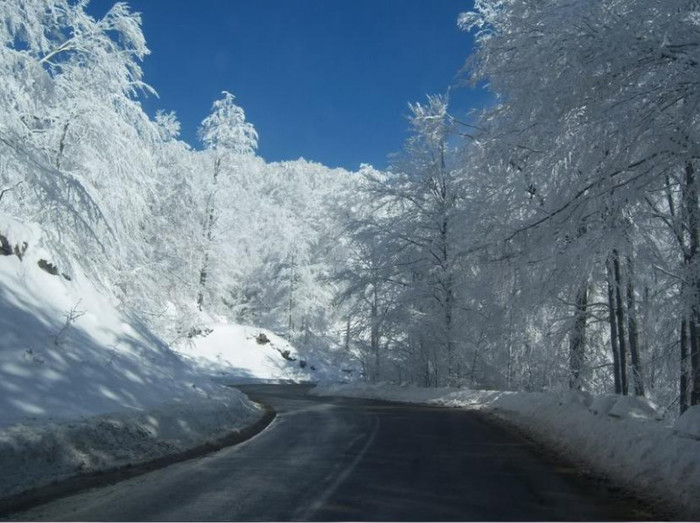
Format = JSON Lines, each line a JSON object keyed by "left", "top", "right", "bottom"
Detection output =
{"left": 8, "top": 384, "right": 654, "bottom": 521}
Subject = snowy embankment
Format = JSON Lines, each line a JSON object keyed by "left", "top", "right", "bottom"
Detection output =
{"left": 0, "top": 215, "right": 264, "bottom": 500}
{"left": 174, "top": 322, "right": 351, "bottom": 384}
{"left": 312, "top": 383, "right": 700, "bottom": 519}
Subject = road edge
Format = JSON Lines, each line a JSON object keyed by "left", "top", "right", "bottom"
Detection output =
{"left": 0, "top": 401, "right": 276, "bottom": 518}
{"left": 472, "top": 408, "right": 676, "bottom": 521}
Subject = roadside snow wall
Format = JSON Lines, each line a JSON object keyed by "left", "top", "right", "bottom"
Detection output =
{"left": 0, "top": 390, "right": 264, "bottom": 500}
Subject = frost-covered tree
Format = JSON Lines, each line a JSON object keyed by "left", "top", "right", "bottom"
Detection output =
{"left": 458, "top": 0, "right": 700, "bottom": 410}
{"left": 335, "top": 97, "right": 472, "bottom": 386}
{"left": 0, "top": 0, "right": 161, "bottom": 290}
{"left": 196, "top": 91, "right": 258, "bottom": 310}
{"left": 333, "top": 165, "right": 406, "bottom": 382}
{"left": 387, "top": 95, "right": 465, "bottom": 385}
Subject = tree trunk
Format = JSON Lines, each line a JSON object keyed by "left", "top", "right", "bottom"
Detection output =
{"left": 681, "top": 317, "right": 690, "bottom": 414}
{"left": 370, "top": 280, "right": 380, "bottom": 382}
{"left": 568, "top": 281, "right": 588, "bottom": 390}
{"left": 196, "top": 251, "right": 209, "bottom": 311}
{"left": 612, "top": 249, "right": 628, "bottom": 395}
{"left": 606, "top": 257, "right": 622, "bottom": 394}
{"left": 197, "top": 158, "right": 221, "bottom": 311}
{"left": 445, "top": 282, "right": 454, "bottom": 384}
{"left": 344, "top": 315, "right": 351, "bottom": 352}
{"left": 197, "top": 203, "right": 215, "bottom": 311}
{"left": 684, "top": 162, "right": 700, "bottom": 405}
{"left": 443, "top": 236, "right": 454, "bottom": 384}
{"left": 626, "top": 256, "right": 645, "bottom": 396}
{"left": 56, "top": 121, "right": 70, "bottom": 170}
{"left": 288, "top": 253, "right": 296, "bottom": 335}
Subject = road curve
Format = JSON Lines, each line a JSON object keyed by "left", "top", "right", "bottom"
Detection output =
{"left": 8, "top": 384, "right": 653, "bottom": 521}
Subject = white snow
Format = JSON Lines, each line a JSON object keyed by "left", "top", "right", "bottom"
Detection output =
{"left": 588, "top": 394, "right": 620, "bottom": 416}
{"left": 674, "top": 405, "right": 700, "bottom": 440}
{"left": 0, "top": 391, "right": 261, "bottom": 498}
{"left": 0, "top": 214, "right": 265, "bottom": 499}
{"left": 0, "top": 214, "right": 241, "bottom": 426}
{"left": 557, "top": 389, "right": 593, "bottom": 408}
{"left": 607, "top": 395, "right": 662, "bottom": 420}
{"left": 312, "top": 383, "right": 700, "bottom": 518}
{"left": 174, "top": 322, "right": 348, "bottom": 384}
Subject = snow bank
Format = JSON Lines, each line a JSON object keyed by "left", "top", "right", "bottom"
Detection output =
{"left": 175, "top": 323, "right": 346, "bottom": 383}
{"left": 607, "top": 395, "right": 662, "bottom": 421}
{"left": 674, "top": 406, "right": 700, "bottom": 440}
{"left": 0, "top": 388, "right": 262, "bottom": 498}
{"left": 312, "top": 383, "right": 700, "bottom": 518}
{"left": 589, "top": 394, "right": 619, "bottom": 416}
{"left": 0, "top": 214, "right": 266, "bottom": 499}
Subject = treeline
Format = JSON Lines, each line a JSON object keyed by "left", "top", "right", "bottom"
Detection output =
{"left": 339, "top": 0, "right": 700, "bottom": 416}
{"left": 0, "top": 0, "right": 355, "bottom": 353}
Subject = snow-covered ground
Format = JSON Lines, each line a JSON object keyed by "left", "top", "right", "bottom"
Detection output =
{"left": 174, "top": 322, "right": 353, "bottom": 384}
{"left": 312, "top": 383, "right": 700, "bottom": 519}
{"left": 0, "top": 215, "right": 267, "bottom": 499}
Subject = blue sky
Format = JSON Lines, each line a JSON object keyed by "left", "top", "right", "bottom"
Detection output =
{"left": 88, "top": 1, "right": 486, "bottom": 171}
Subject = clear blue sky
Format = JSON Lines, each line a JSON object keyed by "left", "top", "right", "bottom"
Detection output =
{"left": 87, "top": 1, "right": 486, "bottom": 171}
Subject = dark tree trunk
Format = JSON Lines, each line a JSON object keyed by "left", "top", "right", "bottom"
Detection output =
{"left": 56, "top": 121, "right": 70, "bottom": 170}
{"left": 681, "top": 317, "right": 690, "bottom": 414}
{"left": 684, "top": 162, "right": 700, "bottom": 406}
{"left": 370, "top": 280, "right": 380, "bottom": 382}
{"left": 197, "top": 204, "right": 215, "bottom": 311}
{"left": 612, "top": 249, "right": 628, "bottom": 395}
{"left": 606, "top": 257, "right": 622, "bottom": 394}
{"left": 442, "top": 223, "right": 454, "bottom": 385}
{"left": 197, "top": 251, "right": 209, "bottom": 311}
{"left": 344, "top": 315, "right": 351, "bottom": 352}
{"left": 568, "top": 281, "right": 588, "bottom": 390}
{"left": 664, "top": 170, "right": 694, "bottom": 411}
{"left": 626, "top": 256, "right": 645, "bottom": 396}
{"left": 437, "top": 142, "right": 455, "bottom": 386}
{"left": 288, "top": 253, "right": 296, "bottom": 335}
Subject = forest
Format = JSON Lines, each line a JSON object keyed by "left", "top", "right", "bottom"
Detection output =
{"left": 1, "top": 0, "right": 698, "bottom": 417}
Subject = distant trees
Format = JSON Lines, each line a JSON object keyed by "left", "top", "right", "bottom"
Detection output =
{"left": 334, "top": 165, "right": 403, "bottom": 382}
{"left": 335, "top": 97, "right": 472, "bottom": 386}
{"left": 0, "top": 0, "right": 356, "bottom": 359}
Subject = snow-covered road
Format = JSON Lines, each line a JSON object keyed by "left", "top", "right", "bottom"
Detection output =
{"left": 9, "top": 385, "right": 656, "bottom": 521}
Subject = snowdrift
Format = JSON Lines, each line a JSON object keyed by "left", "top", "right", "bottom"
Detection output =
{"left": 313, "top": 383, "right": 700, "bottom": 519}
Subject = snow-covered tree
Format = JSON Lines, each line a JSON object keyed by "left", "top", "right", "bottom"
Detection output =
{"left": 196, "top": 91, "right": 258, "bottom": 310}
{"left": 458, "top": 0, "right": 700, "bottom": 409}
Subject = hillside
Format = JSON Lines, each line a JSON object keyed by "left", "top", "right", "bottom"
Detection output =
{"left": 0, "top": 213, "right": 332, "bottom": 499}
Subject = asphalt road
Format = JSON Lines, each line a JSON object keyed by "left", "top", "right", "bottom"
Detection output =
{"left": 9, "top": 384, "right": 654, "bottom": 521}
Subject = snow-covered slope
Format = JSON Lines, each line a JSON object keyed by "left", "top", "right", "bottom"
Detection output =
{"left": 0, "top": 214, "right": 244, "bottom": 426}
{"left": 0, "top": 214, "right": 264, "bottom": 498}
{"left": 175, "top": 323, "right": 351, "bottom": 384}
